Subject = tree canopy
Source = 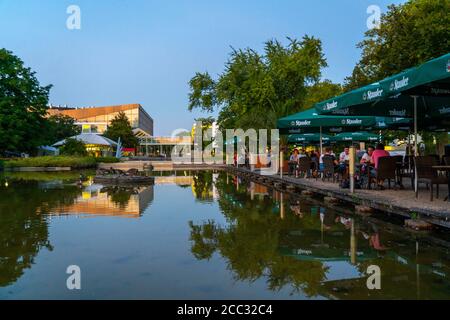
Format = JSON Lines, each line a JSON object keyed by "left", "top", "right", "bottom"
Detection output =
{"left": 59, "top": 138, "right": 87, "bottom": 157}
{"left": 103, "top": 111, "right": 138, "bottom": 148}
{"left": 45, "top": 114, "right": 80, "bottom": 144}
{"left": 344, "top": 0, "right": 450, "bottom": 90}
{"left": 0, "top": 49, "right": 52, "bottom": 154}
{"left": 188, "top": 36, "right": 338, "bottom": 130}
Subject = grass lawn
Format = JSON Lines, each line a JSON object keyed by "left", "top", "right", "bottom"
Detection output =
{"left": 3, "top": 156, "right": 119, "bottom": 169}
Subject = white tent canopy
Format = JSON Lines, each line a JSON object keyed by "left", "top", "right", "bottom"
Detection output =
{"left": 53, "top": 133, "right": 118, "bottom": 147}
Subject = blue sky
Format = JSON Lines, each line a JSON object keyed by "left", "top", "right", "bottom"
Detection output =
{"left": 0, "top": 0, "right": 405, "bottom": 135}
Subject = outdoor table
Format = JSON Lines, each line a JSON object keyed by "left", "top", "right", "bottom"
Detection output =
{"left": 432, "top": 166, "right": 450, "bottom": 202}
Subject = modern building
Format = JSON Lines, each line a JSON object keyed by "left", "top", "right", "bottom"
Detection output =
{"left": 47, "top": 103, "right": 153, "bottom": 136}
{"left": 48, "top": 103, "right": 193, "bottom": 157}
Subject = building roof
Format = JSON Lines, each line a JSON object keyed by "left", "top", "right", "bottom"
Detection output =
{"left": 53, "top": 133, "right": 118, "bottom": 147}
{"left": 47, "top": 103, "right": 153, "bottom": 120}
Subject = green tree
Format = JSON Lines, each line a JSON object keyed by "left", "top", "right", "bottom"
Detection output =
{"left": 188, "top": 36, "right": 327, "bottom": 130}
{"left": 45, "top": 114, "right": 80, "bottom": 144}
{"left": 344, "top": 0, "right": 450, "bottom": 90}
{"left": 104, "top": 112, "right": 138, "bottom": 148}
{"left": 0, "top": 49, "right": 52, "bottom": 154}
{"left": 59, "top": 138, "right": 87, "bottom": 156}
{"left": 303, "top": 80, "right": 342, "bottom": 109}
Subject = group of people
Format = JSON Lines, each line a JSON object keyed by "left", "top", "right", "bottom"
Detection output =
{"left": 288, "top": 143, "right": 391, "bottom": 189}
{"left": 288, "top": 148, "right": 321, "bottom": 176}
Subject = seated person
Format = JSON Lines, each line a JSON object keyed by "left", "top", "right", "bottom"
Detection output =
{"left": 336, "top": 146, "right": 351, "bottom": 176}
{"left": 288, "top": 149, "right": 300, "bottom": 174}
{"left": 339, "top": 146, "right": 350, "bottom": 163}
{"left": 370, "top": 143, "right": 391, "bottom": 189}
{"left": 360, "top": 146, "right": 374, "bottom": 164}
{"left": 356, "top": 146, "right": 365, "bottom": 161}
{"left": 319, "top": 147, "right": 338, "bottom": 171}
{"left": 298, "top": 148, "right": 307, "bottom": 158}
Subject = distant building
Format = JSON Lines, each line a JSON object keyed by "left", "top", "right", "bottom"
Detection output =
{"left": 47, "top": 103, "right": 153, "bottom": 136}
{"left": 48, "top": 103, "right": 194, "bottom": 157}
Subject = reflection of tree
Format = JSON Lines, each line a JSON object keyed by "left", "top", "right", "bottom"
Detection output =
{"left": 103, "top": 186, "right": 135, "bottom": 209}
{"left": 191, "top": 171, "right": 213, "bottom": 202}
{"left": 189, "top": 172, "right": 330, "bottom": 297}
{"left": 0, "top": 178, "right": 80, "bottom": 287}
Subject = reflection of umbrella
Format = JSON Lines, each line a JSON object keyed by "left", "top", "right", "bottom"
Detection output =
{"left": 288, "top": 133, "right": 334, "bottom": 144}
{"left": 53, "top": 133, "right": 118, "bottom": 147}
{"left": 334, "top": 132, "right": 381, "bottom": 142}
{"left": 279, "top": 246, "right": 377, "bottom": 262}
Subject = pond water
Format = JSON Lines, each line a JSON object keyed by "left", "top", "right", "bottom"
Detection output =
{"left": 1, "top": 170, "right": 450, "bottom": 299}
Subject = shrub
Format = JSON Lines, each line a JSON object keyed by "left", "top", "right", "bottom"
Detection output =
{"left": 59, "top": 138, "right": 88, "bottom": 157}
{"left": 4, "top": 156, "right": 97, "bottom": 169}
{"left": 96, "top": 156, "right": 120, "bottom": 163}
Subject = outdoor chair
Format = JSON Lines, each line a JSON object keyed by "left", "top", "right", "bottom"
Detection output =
{"left": 322, "top": 157, "right": 338, "bottom": 182}
{"left": 415, "top": 156, "right": 447, "bottom": 201}
{"left": 310, "top": 157, "right": 320, "bottom": 180}
{"left": 442, "top": 156, "right": 450, "bottom": 166}
{"left": 370, "top": 156, "right": 397, "bottom": 189}
{"left": 428, "top": 154, "right": 441, "bottom": 165}
{"left": 391, "top": 155, "right": 404, "bottom": 186}
{"left": 296, "top": 157, "right": 311, "bottom": 178}
{"left": 399, "top": 156, "right": 415, "bottom": 189}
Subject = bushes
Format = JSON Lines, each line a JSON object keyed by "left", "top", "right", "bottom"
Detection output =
{"left": 3, "top": 156, "right": 121, "bottom": 169}
{"left": 59, "top": 138, "right": 88, "bottom": 156}
{"left": 96, "top": 156, "right": 120, "bottom": 164}
{"left": 4, "top": 156, "right": 97, "bottom": 169}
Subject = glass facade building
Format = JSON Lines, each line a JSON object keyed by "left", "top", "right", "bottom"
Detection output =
{"left": 47, "top": 104, "right": 153, "bottom": 136}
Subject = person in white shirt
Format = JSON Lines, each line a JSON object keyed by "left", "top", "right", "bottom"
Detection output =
{"left": 339, "top": 147, "right": 350, "bottom": 162}
{"left": 360, "top": 146, "right": 375, "bottom": 164}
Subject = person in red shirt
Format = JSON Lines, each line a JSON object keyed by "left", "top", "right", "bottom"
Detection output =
{"left": 371, "top": 143, "right": 390, "bottom": 169}
{"left": 370, "top": 143, "right": 390, "bottom": 189}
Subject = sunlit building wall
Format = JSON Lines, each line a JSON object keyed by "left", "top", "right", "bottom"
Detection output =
{"left": 47, "top": 104, "right": 153, "bottom": 136}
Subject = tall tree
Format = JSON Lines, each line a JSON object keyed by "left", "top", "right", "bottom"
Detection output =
{"left": 344, "top": 0, "right": 450, "bottom": 90}
{"left": 188, "top": 36, "right": 328, "bottom": 130}
{"left": 0, "top": 49, "right": 52, "bottom": 154}
{"left": 303, "top": 80, "right": 342, "bottom": 110}
{"left": 45, "top": 114, "right": 81, "bottom": 144}
{"left": 103, "top": 112, "right": 138, "bottom": 148}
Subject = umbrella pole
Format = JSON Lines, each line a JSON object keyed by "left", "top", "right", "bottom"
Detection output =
{"left": 413, "top": 95, "right": 418, "bottom": 194}
{"left": 320, "top": 126, "right": 323, "bottom": 155}
{"left": 414, "top": 96, "right": 418, "bottom": 157}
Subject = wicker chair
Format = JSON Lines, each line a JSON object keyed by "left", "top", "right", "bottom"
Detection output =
{"left": 370, "top": 156, "right": 397, "bottom": 189}
{"left": 322, "top": 157, "right": 337, "bottom": 182}
{"left": 415, "top": 156, "right": 447, "bottom": 201}
{"left": 296, "top": 157, "right": 311, "bottom": 178}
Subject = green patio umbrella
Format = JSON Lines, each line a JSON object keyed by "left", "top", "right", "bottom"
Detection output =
{"left": 288, "top": 133, "right": 334, "bottom": 144}
{"left": 333, "top": 132, "right": 381, "bottom": 143}
{"left": 315, "top": 53, "right": 450, "bottom": 155}
{"left": 278, "top": 108, "right": 385, "bottom": 154}
{"left": 278, "top": 108, "right": 380, "bottom": 131}
{"left": 316, "top": 53, "right": 450, "bottom": 118}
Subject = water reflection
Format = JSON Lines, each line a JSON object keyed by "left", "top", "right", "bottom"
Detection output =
{"left": 0, "top": 172, "right": 154, "bottom": 288}
{"left": 1, "top": 171, "right": 450, "bottom": 299}
{"left": 50, "top": 184, "right": 154, "bottom": 217}
{"left": 189, "top": 172, "right": 450, "bottom": 299}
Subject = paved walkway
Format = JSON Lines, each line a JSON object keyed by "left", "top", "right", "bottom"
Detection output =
{"left": 227, "top": 166, "right": 450, "bottom": 228}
